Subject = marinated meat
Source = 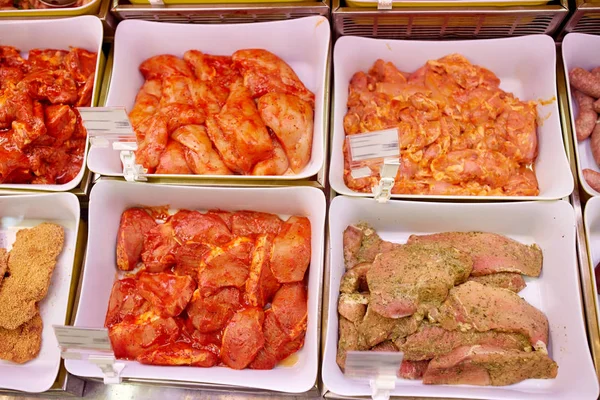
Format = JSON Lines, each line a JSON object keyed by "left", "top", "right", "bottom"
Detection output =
{"left": 271, "top": 282, "right": 308, "bottom": 340}
{"left": 431, "top": 281, "right": 549, "bottom": 347}
{"left": 231, "top": 211, "right": 283, "bottom": 238}
{"left": 343, "top": 56, "right": 540, "bottom": 196}
{"left": 257, "top": 92, "right": 314, "bottom": 173}
{"left": 221, "top": 307, "right": 265, "bottom": 369}
{"left": 171, "top": 124, "right": 232, "bottom": 175}
{"left": 468, "top": 272, "right": 526, "bottom": 293}
{"left": 339, "top": 263, "right": 371, "bottom": 294}
{"left": 336, "top": 317, "right": 366, "bottom": 371}
{"left": 137, "top": 272, "right": 195, "bottom": 318}
{"left": 232, "top": 49, "right": 315, "bottom": 105}
{"left": 106, "top": 206, "right": 309, "bottom": 371}
{"left": 139, "top": 55, "right": 194, "bottom": 80}
{"left": 338, "top": 293, "right": 368, "bottom": 322}
{"left": 116, "top": 208, "right": 157, "bottom": 271}
{"left": 408, "top": 232, "right": 543, "bottom": 277}
{"left": 357, "top": 305, "right": 420, "bottom": 348}
{"left": 250, "top": 309, "right": 304, "bottom": 370}
{"left": 108, "top": 312, "right": 180, "bottom": 360}
{"left": 367, "top": 243, "right": 473, "bottom": 318}
{"left": 245, "top": 234, "right": 281, "bottom": 308}
{"left": 186, "top": 287, "right": 241, "bottom": 333}
{"left": 138, "top": 342, "right": 218, "bottom": 367}
{"left": 422, "top": 345, "right": 558, "bottom": 386}
{"left": 343, "top": 224, "right": 395, "bottom": 270}
{"left": 400, "top": 324, "right": 531, "bottom": 361}
{"left": 399, "top": 360, "right": 430, "bottom": 380}
{"left": 270, "top": 216, "right": 311, "bottom": 283}
{"left": 251, "top": 137, "right": 290, "bottom": 176}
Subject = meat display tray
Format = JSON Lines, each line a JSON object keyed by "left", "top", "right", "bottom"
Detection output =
{"left": 66, "top": 181, "right": 326, "bottom": 394}
{"left": 0, "top": 17, "right": 105, "bottom": 193}
{"left": 88, "top": 16, "right": 331, "bottom": 183}
{"left": 322, "top": 196, "right": 598, "bottom": 399}
{"left": 329, "top": 34, "right": 573, "bottom": 201}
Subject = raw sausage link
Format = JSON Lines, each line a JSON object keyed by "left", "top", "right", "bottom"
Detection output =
{"left": 570, "top": 68, "right": 600, "bottom": 98}
{"left": 574, "top": 90, "right": 598, "bottom": 141}
{"left": 591, "top": 123, "right": 600, "bottom": 167}
{"left": 584, "top": 169, "right": 600, "bottom": 192}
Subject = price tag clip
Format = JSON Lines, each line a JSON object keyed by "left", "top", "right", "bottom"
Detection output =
{"left": 372, "top": 158, "right": 400, "bottom": 203}
{"left": 345, "top": 351, "right": 404, "bottom": 400}
{"left": 53, "top": 325, "right": 125, "bottom": 385}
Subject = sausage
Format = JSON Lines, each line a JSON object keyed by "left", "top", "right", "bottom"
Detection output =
{"left": 570, "top": 68, "right": 600, "bottom": 98}
{"left": 594, "top": 98, "right": 600, "bottom": 114}
{"left": 574, "top": 90, "right": 598, "bottom": 141}
{"left": 591, "top": 123, "right": 600, "bottom": 166}
{"left": 583, "top": 169, "right": 600, "bottom": 192}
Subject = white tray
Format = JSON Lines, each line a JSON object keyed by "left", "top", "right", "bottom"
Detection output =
{"left": 562, "top": 33, "right": 600, "bottom": 198}
{"left": 583, "top": 197, "right": 600, "bottom": 334}
{"left": 0, "top": 193, "right": 81, "bottom": 393}
{"left": 90, "top": 17, "right": 330, "bottom": 181}
{"left": 322, "top": 197, "right": 598, "bottom": 400}
{"left": 0, "top": 16, "right": 103, "bottom": 192}
{"left": 67, "top": 181, "right": 326, "bottom": 393}
{"left": 330, "top": 35, "right": 573, "bottom": 200}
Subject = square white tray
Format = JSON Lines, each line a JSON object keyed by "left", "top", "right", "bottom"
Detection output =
{"left": 90, "top": 16, "right": 330, "bottom": 181}
{"left": 583, "top": 197, "right": 600, "bottom": 337}
{"left": 562, "top": 33, "right": 600, "bottom": 197}
{"left": 330, "top": 35, "right": 573, "bottom": 200}
{"left": 0, "top": 16, "right": 103, "bottom": 192}
{"left": 67, "top": 180, "right": 326, "bottom": 393}
{"left": 0, "top": 193, "right": 81, "bottom": 393}
{"left": 323, "top": 196, "right": 598, "bottom": 400}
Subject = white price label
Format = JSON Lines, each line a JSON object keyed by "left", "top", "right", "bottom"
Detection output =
{"left": 53, "top": 326, "right": 112, "bottom": 351}
{"left": 347, "top": 128, "right": 400, "bottom": 162}
{"left": 345, "top": 351, "right": 404, "bottom": 381}
{"left": 77, "top": 107, "right": 134, "bottom": 136}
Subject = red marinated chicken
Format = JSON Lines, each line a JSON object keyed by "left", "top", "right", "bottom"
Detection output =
{"left": 0, "top": 46, "right": 96, "bottom": 184}
{"left": 105, "top": 206, "right": 311, "bottom": 370}
{"left": 130, "top": 49, "right": 315, "bottom": 176}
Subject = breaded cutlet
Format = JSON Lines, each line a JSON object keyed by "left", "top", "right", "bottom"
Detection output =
{"left": 0, "top": 248, "right": 7, "bottom": 287}
{"left": 0, "top": 223, "right": 64, "bottom": 330}
{"left": 0, "top": 313, "right": 42, "bottom": 364}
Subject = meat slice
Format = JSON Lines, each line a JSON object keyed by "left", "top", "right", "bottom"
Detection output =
{"left": 139, "top": 55, "right": 194, "bottom": 80}
{"left": 400, "top": 324, "right": 531, "bottom": 361}
{"left": 172, "top": 242, "right": 210, "bottom": 281}
{"left": 245, "top": 234, "right": 281, "bottom": 308}
{"left": 400, "top": 360, "right": 430, "bottom": 380}
{"left": 431, "top": 281, "right": 549, "bottom": 347}
{"left": 141, "top": 222, "right": 178, "bottom": 273}
{"left": 336, "top": 317, "right": 367, "bottom": 371}
{"left": 468, "top": 272, "right": 526, "bottom": 293}
{"left": 367, "top": 243, "right": 473, "bottom": 318}
{"left": 422, "top": 345, "right": 558, "bottom": 386}
{"left": 136, "top": 272, "right": 196, "bottom": 318}
{"left": 187, "top": 287, "right": 241, "bottom": 333}
{"left": 104, "top": 278, "right": 151, "bottom": 328}
{"left": 231, "top": 211, "right": 283, "bottom": 238}
{"left": 155, "top": 141, "right": 192, "bottom": 174}
{"left": 338, "top": 293, "right": 368, "bottom": 323}
{"left": 408, "top": 232, "right": 542, "bottom": 277}
{"left": 249, "top": 309, "right": 304, "bottom": 370}
{"left": 271, "top": 283, "right": 308, "bottom": 341}
{"left": 198, "top": 238, "right": 253, "bottom": 297}
{"left": 270, "top": 216, "right": 311, "bottom": 283}
{"left": 231, "top": 49, "right": 315, "bottom": 105}
{"left": 221, "top": 307, "right": 265, "bottom": 369}
{"left": 116, "top": 208, "right": 157, "bottom": 271}
{"left": 138, "top": 342, "right": 218, "bottom": 367}
{"left": 343, "top": 224, "right": 396, "bottom": 270}
{"left": 171, "top": 124, "right": 232, "bottom": 175}
{"left": 339, "top": 263, "right": 371, "bottom": 293}
{"left": 171, "top": 210, "right": 233, "bottom": 246}
{"left": 357, "top": 305, "right": 420, "bottom": 348}
{"left": 108, "top": 313, "right": 180, "bottom": 360}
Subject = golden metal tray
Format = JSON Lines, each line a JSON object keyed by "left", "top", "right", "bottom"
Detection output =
{"left": 559, "top": 0, "right": 600, "bottom": 40}
{"left": 332, "top": 0, "right": 568, "bottom": 39}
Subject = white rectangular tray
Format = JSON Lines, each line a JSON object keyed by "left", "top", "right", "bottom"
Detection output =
{"left": 322, "top": 197, "right": 598, "bottom": 400}
{"left": 330, "top": 35, "right": 573, "bottom": 200}
{"left": 0, "top": 16, "right": 103, "bottom": 192}
{"left": 583, "top": 197, "right": 600, "bottom": 337}
{"left": 66, "top": 181, "right": 326, "bottom": 393}
{"left": 90, "top": 17, "right": 330, "bottom": 181}
{"left": 562, "top": 33, "right": 600, "bottom": 198}
{"left": 0, "top": 193, "right": 81, "bottom": 393}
